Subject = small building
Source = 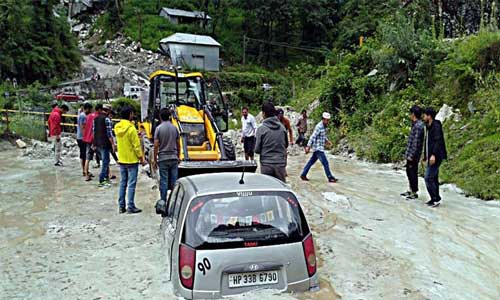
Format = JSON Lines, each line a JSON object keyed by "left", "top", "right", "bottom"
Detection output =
{"left": 159, "top": 33, "right": 221, "bottom": 71}
{"left": 159, "top": 7, "right": 211, "bottom": 27}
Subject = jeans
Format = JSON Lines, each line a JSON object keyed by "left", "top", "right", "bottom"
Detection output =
{"left": 119, "top": 164, "right": 139, "bottom": 209}
{"left": 159, "top": 160, "right": 179, "bottom": 201}
{"left": 97, "top": 146, "right": 110, "bottom": 183}
{"left": 301, "top": 150, "right": 334, "bottom": 179}
{"left": 296, "top": 132, "right": 306, "bottom": 147}
{"left": 50, "top": 136, "right": 62, "bottom": 163}
{"left": 425, "top": 161, "right": 441, "bottom": 202}
{"left": 406, "top": 159, "right": 419, "bottom": 193}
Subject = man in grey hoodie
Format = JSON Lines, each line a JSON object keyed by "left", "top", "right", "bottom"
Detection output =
{"left": 255, "top": 102, "right": 289, "bottom": 182}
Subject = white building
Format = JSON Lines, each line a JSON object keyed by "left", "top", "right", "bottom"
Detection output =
{"left": 159, "top": 33, "right": 221, "bottom": 71}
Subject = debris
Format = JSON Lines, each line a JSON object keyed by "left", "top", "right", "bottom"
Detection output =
{"left": 15, "top": 139, "right": 27, "bottom": 149}
{"left": 436, "top": 104, "right": 454, "bottom": 122}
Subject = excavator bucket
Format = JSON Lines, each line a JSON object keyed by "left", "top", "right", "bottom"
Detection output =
{"left": 178, "top": 160, "right": 258, "bottom": 178}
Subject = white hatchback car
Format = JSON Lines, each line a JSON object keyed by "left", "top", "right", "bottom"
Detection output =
{"left": 156, "top": 173, "right": 319, "bottom": 299}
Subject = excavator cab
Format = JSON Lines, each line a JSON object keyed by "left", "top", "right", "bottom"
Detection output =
{"left": 143, "top": 69, "right": 257, "bottom": 177}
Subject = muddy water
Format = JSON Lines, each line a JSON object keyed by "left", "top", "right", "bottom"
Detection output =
{"left": 1, "top": 143, "right": 499, "bottom": 300}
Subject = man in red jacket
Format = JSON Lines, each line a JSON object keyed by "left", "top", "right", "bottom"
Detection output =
{"left": 47, "top": 104, "right": 69, "bottom": 166}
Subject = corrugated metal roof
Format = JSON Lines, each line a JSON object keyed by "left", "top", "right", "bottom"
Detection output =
{"left": 160, "top": 33, "right": 221, "bottom": 47}
{"left": 160, "top": 7, "right": 211, "bottom": 20}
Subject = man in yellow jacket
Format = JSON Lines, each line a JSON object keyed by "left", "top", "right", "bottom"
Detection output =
{"left": 115, "top": 106, "right": 145, "bottom": 214}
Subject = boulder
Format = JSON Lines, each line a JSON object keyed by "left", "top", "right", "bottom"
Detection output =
{"left": 15, "top": 139, "right": 27, "bottom": 149}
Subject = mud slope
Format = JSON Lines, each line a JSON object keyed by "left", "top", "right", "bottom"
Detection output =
{"left": 1, "top": 145, "right": 499, "bottom": 300}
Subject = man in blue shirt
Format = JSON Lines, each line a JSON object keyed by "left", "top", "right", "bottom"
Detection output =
{"left": 300, "top": 112, "right": 338, "bottom": 183}
{"left": 77, "top": 103, "right": 92, "bottom": 177}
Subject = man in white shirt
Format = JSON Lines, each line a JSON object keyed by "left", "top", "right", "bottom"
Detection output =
{"left": 240, "top": 107, "right": 257, "bottom": 160}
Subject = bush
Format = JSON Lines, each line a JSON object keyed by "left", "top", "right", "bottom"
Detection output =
{"left": 112, "top": 98, "right": 141, "bottom": 116}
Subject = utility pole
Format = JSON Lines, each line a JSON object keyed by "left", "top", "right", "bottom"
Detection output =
{"left": 242, "top": 35, "right": 247, "bottom": 64}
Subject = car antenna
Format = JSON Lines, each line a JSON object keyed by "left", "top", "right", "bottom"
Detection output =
{"left": 239, "top": 167, "right": 246, "bottom": 184}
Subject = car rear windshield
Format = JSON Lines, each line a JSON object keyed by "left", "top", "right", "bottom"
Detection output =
{"left": 182, "top": 191, "right": 310, "bottom": 250}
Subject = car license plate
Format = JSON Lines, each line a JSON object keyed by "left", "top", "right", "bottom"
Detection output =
{"left": 228, "top": 271, "right": 278, "bottom": 288}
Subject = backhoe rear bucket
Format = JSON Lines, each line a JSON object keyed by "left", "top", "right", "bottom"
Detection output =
{"left": 178, "top": 160, "right": 258, "bottom": 178}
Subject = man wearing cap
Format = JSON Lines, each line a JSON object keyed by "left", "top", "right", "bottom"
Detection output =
{"left": 300, "top": 112, "right": 338, "bottom": 183}
{"left": 93, "top": 103, "right": 116, "bottom": 187}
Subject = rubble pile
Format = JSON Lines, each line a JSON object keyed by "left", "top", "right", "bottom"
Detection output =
{"left": 23, "top": 136, "right": 80, "bottom": 160}
{"left": 96, "top": 37, "right": 168, "bottom": 75}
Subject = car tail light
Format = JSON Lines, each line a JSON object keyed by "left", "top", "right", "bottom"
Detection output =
{"left": 302, "top": 233, "right": 317, "bottom": 277}
{"left": 179, "top": 244, "right": 196, "bottom": 289}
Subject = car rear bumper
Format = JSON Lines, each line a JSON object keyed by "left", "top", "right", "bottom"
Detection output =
{"left": 181, "top": 273, "right": 319, "bottom": 299}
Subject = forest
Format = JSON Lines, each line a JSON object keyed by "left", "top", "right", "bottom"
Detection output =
{"left": 1, "top": 0, "right": 499, "bottom": 199}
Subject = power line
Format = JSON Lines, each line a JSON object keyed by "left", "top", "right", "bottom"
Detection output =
{"left": 244, "top": 36, "right": 329, "bottom": 54}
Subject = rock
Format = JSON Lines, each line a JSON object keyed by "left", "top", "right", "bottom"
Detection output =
{"left": 15, "top": 139, "right": 27, "bottom": 149}
{"left": 436, "top": 104, "right": 454, "bottom": 122}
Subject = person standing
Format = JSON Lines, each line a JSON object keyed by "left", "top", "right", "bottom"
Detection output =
{"left": 255, "top": 102, "right": 288, "bottom": 182}
{"left": 296, "top": 110, "right": 308, "bottom": 147}
{"left": 115, "top": 106, "right": 145, "bottom": 214}
{"left": 83, "top": 104, "right": 98, "bottom": 181}
{"left": 93, "top": 104, "right": 115, "bottom": 187}
{"left": 277, "top": 108, "right": 294, "bottom": 145}
{"left": 153, "top": 108, "right": 180, "bottom": 202}
{"left": 77, "top": 103, "right": 92, "bottom": 176}
{"left": 423, "top": 107, "right": 447, "bottom": 207}
{"left": 240, "top": 107, "right": 257, "bottom": 160}
{"left": 47, "top": 104, "right": 69, "bottom": 166}
{"left": 400, "top": 105, "right": 425, "bottom": 200}
{"left": 300, "top": 112, "right": 338, "bottom": 183}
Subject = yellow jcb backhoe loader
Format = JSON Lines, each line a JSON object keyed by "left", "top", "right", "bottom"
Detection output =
{"left": 141, "top": 68, "right": 257, "bottom": 178}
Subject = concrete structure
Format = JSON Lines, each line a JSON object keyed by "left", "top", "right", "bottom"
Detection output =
{"left": 159, "top": 33, "right": 221, "bottom": 71}
{"left": 159, "top": 7, "right": 211, "bottom": 26}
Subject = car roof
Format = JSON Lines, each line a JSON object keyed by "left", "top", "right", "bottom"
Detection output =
{"left": 179, "top": 172, "right": 290, "bottom": 196}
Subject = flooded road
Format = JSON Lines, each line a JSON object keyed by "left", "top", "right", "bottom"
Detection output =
{"left": 1, "top": 142, "right": 499, "bottom": 300}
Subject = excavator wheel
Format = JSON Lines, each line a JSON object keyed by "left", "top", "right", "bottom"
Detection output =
{"left": 222, "top": 136, "right": 236, "bottom": 161}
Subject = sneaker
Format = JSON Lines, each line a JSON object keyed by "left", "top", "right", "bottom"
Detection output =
{"left": 429, "top": 200, "right": 441, "bottom": 208}
{"left": 425, "top": 200, "right": 435, "bottom": 206}
{"left": 127, "top": 207, "right": 142, "bottom": 214}
{"left": 400, "top": 191, "right": 411, "bottom": 197}
{"left": 406, "top": 192, "right": 418, "bottom": 200}
{"left": 119, "top": 207, "right": 126, "bottom": 214}
{"left": 93, "top": 163, "right": 100, "bottom": 169}
{"left": 98, "top": 181, "right": 111, "bottom": 188}
{"left": 328, "top": 177, "right": 338, "bottom": 183}
{"left": 54, "top": 161, "right": 63, "bottom": 167}
{"left": 300, "top": 176, "right": 309, "bottom": 181}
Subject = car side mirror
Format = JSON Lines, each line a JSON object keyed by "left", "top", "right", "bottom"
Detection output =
{"left": 155, "top": 199, "right": 167, "bottom": 217}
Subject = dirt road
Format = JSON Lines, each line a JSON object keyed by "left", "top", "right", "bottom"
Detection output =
{"left": 1, "top": 142, "right": 499, "bottom": 300}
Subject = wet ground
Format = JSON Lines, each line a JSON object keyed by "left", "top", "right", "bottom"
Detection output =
{"left": 1, "top": 142, "right": 499, "bottom": 300}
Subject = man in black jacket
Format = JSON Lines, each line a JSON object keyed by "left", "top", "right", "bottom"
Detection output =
{"left": 255, "top": 102, "right": 289, "bottom": 182}
{"left": 401, "top": 105, "right": 425, "bottom": 200}
{"left": 423, "top": 107, "right": 448, "bottom": 207}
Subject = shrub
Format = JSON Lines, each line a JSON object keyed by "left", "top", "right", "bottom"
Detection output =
{"left": 112, "top": 97, "right": 141, "bottom": 116}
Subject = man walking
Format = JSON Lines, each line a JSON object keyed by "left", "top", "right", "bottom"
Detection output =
{"left": 77, "top": 103, "right": 92, "bottom": 176}
{"left": 240, "top": 107, "right": 257, "bottom": 160}
{"left": 277, "top": 109, "right": 294, "bottom": 145}
{"left": 255, "top": 102, "right": 288, "bottom": 182}
{"left": 401, "top": 105, "right": 425, "bottom": 200}
{"left": 153, "top": 108, "right": 180, "bottom": 202}
{"left": 300, "top": 112, "right": 338, "bottom": 183}
{"left": 47, "top": 104, "right": 69, "bottom": 166}
{"left": 93, "top": 104, "right": 115, "bottom": 187}
{"left": 115, "top": 106, "right": 145, "bottom": 214}
{"left": 423, "top": 107, "right": 447, "bottom": 207}
{"left": 296, "top": 110, "right": 308, "bottom": 147}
